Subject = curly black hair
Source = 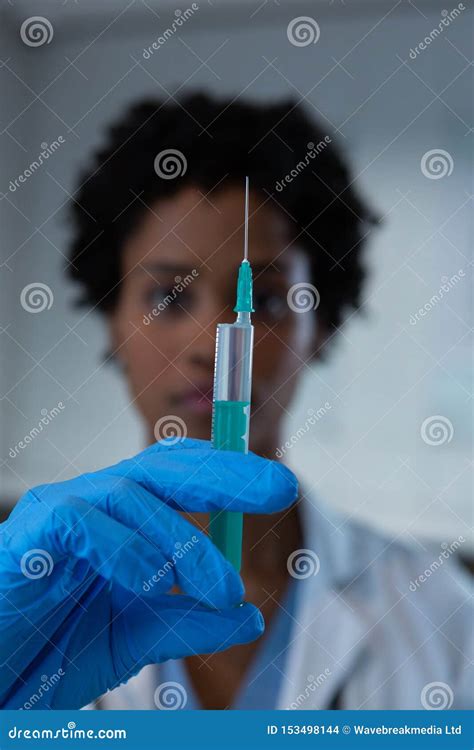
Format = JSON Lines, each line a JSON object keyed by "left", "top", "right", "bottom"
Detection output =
{"left": 67, "top": 92, "right": 378, "bottom": 348}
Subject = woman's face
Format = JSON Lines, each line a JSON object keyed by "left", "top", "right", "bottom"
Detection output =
{"left": 109, "top": 184, "right": 317, "bottom": 456}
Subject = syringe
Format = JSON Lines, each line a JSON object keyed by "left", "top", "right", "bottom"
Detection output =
{"left": 209, "top": 176, "right": 254, "bottom": 572}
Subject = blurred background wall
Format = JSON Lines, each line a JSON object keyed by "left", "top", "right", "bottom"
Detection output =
{"left": 0, "top": 0, "right": 472, "bottom": 549}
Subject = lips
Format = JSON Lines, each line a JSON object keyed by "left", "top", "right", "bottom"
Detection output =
{"left": 172, "top": 383, "right": 214, "bottom": 415}
{"left": 171, "top": 382, "right": 259, "bottom": 417}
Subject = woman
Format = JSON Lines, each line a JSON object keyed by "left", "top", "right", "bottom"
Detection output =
{"left": 0, "top": 93, "right": 471, "bottom": 711}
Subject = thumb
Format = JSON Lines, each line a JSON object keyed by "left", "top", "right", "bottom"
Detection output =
{"left": 116, "top": 595, "right": 265, "bottom": 679}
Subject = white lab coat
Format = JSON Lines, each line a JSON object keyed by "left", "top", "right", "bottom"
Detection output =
{"left": 88, "top": 492, "right": 473, "bottom": 710}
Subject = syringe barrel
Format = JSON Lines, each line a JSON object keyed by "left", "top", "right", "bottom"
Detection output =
{"left": 210, "top": 318, "right": 253, "bottom": 571}
{"left": 213, "top": 319, "right": 254, "bottom": 405}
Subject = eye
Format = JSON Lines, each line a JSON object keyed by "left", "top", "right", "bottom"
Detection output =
{"left": 253, "top": 289, "right": 288, "bottom": 322}
{"left": 145, "top": 285, "right": 194, "bottom": 315}
{"left": 147, "top": 286, "right": 173, "bottom": 306}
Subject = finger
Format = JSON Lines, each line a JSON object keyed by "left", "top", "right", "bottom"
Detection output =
{"left": 102, "top": 440, "right": 298, "bottom": 514}
{"left": 50, "top": 595, "right": 265, "bottom": 709}
{"left": 31, "top": 438, "right": 298, "bottom": 515}
{"left": 73, "top": 477, "right": 245, "bottom": 608}
{"left": 43, "top": 497, "right": 180, "bottom": 594}
{"left": 118, "top": 595, "right": 265, "bottom": 674}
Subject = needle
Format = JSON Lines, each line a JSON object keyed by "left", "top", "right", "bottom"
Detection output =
{"left": 244, "top": 175, "right": 249, "bottom": 262}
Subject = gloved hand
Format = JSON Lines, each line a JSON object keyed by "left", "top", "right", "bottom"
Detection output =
{"left": 0, "top": 437, "right": 297, "bottom": 710}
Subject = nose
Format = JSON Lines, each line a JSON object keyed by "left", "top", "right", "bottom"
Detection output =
{"left": 186, "top": 330, "right": 214, "bottom": 374}
{"left": 182, "top": 294, "right": 235, "bottom": 375}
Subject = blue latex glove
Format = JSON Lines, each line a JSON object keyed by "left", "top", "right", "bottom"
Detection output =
{"left": 0, "top": 437, "right": 297, "bottom": 710}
